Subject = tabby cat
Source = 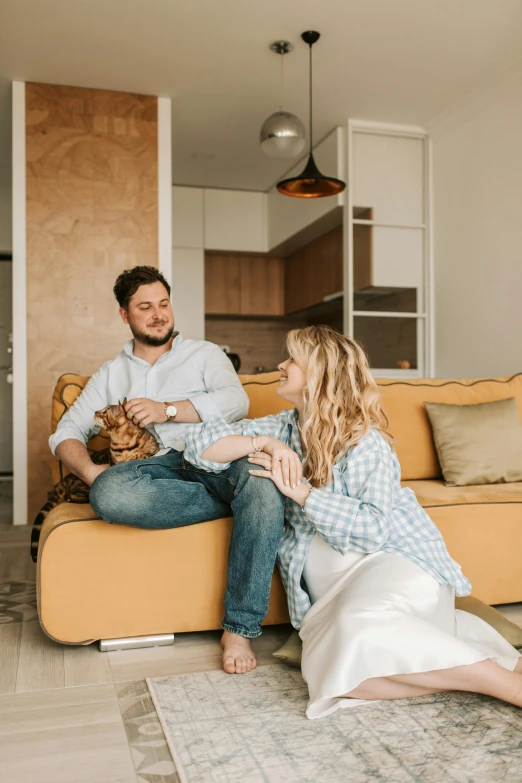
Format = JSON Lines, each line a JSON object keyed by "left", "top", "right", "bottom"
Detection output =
{"left": 30, "top": 400, "right": 159, "bottom": 562}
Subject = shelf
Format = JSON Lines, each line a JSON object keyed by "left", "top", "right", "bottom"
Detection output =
{"left": 352, "top": 219, "right": 425, "bottom": 229}
{"left": 354, "top": 286, "right": 417, "bottom": 314}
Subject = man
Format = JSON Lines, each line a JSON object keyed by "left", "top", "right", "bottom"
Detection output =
{"left": 50, "top": 265, "right": 285, "bottom": 674}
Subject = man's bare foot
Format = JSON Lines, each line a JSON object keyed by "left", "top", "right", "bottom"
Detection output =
{"left": 221, "top": 631, "right": 258, "bottom": 674}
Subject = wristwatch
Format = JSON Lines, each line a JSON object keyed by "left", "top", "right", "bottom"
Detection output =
{"left": 164, "top": 403, "right": 178, "bottom": 421}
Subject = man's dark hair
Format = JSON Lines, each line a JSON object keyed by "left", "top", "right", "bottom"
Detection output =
{"left": 113, "top": 266, "right": 171, "bottom": 309}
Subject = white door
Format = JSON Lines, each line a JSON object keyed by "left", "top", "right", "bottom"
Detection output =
{"left": 0, "top": 258, "right": 13, "bottom": 474}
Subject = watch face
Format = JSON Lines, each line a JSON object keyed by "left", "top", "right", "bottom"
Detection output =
{"left": 166, "top": 405, "right": 177, "bottom": 418}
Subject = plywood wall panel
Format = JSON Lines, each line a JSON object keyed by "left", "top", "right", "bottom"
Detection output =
{"left": 26, "top": 83, "right": 158, "bottom": 521}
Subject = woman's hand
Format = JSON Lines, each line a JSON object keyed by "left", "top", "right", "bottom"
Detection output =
{"left": 254, "top": 438, "right": 303, "bottom": 488}
{"left": 248, "top": 447, "right": 311, "bottom": 506}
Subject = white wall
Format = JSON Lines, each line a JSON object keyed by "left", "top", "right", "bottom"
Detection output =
{"left": 172, "top": 186, "right": 205, "bottom": 340}
{"left": 432, "top": 63, "right": 522, "bottom": 378}
{"left": 0, "top": 182, "right": 11, "bottom": 252}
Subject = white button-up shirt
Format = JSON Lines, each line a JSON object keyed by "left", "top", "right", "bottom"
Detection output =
{"left": 49, "top": 333, "right": 249, "bottom": 455}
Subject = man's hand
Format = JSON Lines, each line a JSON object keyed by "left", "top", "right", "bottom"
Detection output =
{"left": 124, "top": 398, "right": 167, "bottom": 427}
{"left": 85, "top": 463, "right": 110, "bottom": 487}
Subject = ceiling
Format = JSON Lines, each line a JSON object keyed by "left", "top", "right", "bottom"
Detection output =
{"left": 1, "top": 0, "right": 522, "bottom": 191}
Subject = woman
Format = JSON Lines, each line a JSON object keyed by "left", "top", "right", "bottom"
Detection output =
{"left": 184, "top": 326, "right": 521, "bottom": 718}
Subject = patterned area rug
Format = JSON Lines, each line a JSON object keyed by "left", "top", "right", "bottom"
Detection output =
{"left": 116, "top": 680, "right": 180, "bottom": 783}
{"left": 147, "top": 664, "right": 522, "bottom": 783}
{"left": 0, "top": 581, "right": 37, "bottom": 624}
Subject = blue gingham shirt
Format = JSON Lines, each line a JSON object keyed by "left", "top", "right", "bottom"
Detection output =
{"left": 184, "top": 409, "right": 472, "bottom": 630}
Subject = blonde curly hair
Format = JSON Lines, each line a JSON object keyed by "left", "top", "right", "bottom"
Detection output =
{"left": 285, "top": 325, "right": 393, "bottom": 488}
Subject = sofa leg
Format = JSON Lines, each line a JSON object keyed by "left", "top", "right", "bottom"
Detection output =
{"left": 99, "top": 633, "right": 175, "bottom": 652}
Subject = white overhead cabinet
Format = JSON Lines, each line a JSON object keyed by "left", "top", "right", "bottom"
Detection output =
{"left": 348, "top": 122, "right": 431, "bottom": 376}
{"left": 204, "top": 189, "right": 266, "bottom": 253}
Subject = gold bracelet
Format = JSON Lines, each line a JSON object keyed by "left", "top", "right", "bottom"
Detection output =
{"left": 252, "top": 435, "right": 263, "bottom": 453}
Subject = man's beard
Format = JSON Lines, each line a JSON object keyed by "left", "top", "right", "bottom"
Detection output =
{"left": 131, "top": 324, "right": 175, "bottom": 347}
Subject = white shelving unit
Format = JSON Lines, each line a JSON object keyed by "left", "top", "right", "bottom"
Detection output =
{"left": 345, "top": 120, "right": 434, "bottom": 378}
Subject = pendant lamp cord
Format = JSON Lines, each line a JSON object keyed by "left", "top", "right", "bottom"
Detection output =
{"left": 279, "top": 52, "right": 284, "bottom": 112}
{"left": 308, "top": 41, "right": 313, "bottom": 153}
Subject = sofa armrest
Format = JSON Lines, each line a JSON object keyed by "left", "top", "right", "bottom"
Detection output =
{"left": 39, "top": 503, "right": 98, "bottom": 553}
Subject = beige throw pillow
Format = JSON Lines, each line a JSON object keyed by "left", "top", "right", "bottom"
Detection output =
{"left": 424, "top": 397, "right": 522, "bottom": 487}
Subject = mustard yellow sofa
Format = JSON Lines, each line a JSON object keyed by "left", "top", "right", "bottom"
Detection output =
{"left": 37, "top": 371, "right": 522, "bottom": 645}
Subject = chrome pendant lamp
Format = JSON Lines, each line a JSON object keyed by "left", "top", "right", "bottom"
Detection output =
{"left": 277, "top": 31, "right": 346, "bottom": 198}
{"left": 260, "top": 41, "right": 306, "bottom": 160}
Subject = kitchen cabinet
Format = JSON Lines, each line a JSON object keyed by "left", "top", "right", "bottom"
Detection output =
{"left": 284, "top": 225, "right": 343, "bottom": 314}
{"left": 204, "top": 190, "right": 266, "bottom": 253}
{"left": 205, "top": 254, "right": 284, "bottom": 316}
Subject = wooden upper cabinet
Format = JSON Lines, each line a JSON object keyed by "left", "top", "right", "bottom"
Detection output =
{"left": 204, "top": 254, "right": 241, "bottom": 314}
{"left": 205, "top": 254, "right": 284, "bottom": 316}
{"left": 284, "top": 225, "right": 343, "bottom": 314}
{"left": 240, "top": 257, "right": 284, "bottom": 316}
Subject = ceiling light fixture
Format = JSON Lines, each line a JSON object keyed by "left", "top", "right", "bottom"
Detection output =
{"left": 277, "top": 31, "right": 346, "bottom": 198}
{"left": 260, "top": 41, "right": 306, "bottom": 160}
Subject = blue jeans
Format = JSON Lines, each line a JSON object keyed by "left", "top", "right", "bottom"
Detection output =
{"left": 89, "top": 451, "right": 285, "bottom": 638}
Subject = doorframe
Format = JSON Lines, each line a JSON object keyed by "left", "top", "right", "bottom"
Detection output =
{"left": 158, "top": 96, "right": 172, "bottom": 288}
{"left": 12, "top": 81, "right": 27, "bottom": 525}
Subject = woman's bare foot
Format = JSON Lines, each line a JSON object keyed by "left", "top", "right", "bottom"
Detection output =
{"left": 221, "top": 631, "right": 258, "bottom": 674}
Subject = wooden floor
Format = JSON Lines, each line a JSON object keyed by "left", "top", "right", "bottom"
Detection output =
{"left": 0, "top": 484, "right": 291, "bottom": 783}
{"left": 1, "top": 481, "right": 521, "bottom": 782}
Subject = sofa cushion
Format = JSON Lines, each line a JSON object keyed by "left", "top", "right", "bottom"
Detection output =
{"left": 424, "top": 397, "right": 522, "bottom": 486}
{"left": 403, "top": 478, "right": 522, "bottom": 507}
{"left": 378, "top": 374, "right": 522, "bottom": 482}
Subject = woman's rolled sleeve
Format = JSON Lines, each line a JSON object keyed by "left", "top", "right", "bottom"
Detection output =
{"left": 183, "top": 418, "right": 249, "bottom": 471}
{"left": 183, "top": 410, "right": 294, "bottom": 472}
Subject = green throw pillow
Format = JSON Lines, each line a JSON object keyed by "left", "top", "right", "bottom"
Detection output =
{"left": 273, "top": 596, "right": 522, "bottom": 667}
{"left": 424, "top": 397, "right": 522, "bottom": 486}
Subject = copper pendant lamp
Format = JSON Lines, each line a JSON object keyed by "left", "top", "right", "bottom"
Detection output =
{"left": 277, "top": 31, "right": 346, "bottom": 199}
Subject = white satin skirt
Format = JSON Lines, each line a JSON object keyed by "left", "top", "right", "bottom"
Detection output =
{"left": 300, "top": 534, "right": 520, "bottom": 719}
